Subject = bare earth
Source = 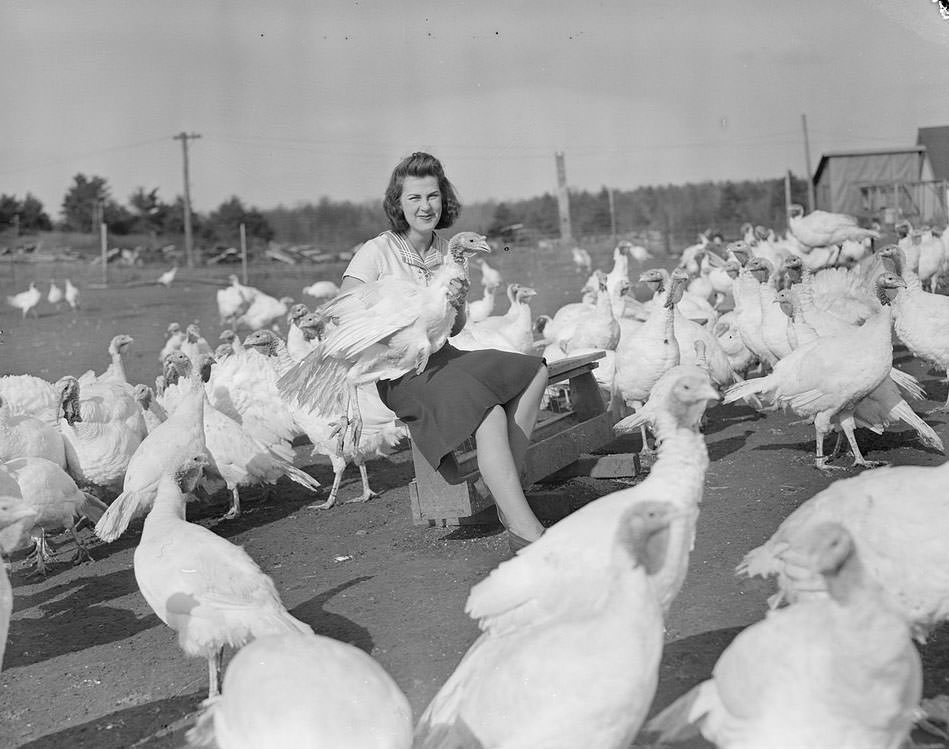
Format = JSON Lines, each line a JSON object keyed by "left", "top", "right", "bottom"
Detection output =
{"left": 2, "top": 263, "right": 949, "bottom": 748}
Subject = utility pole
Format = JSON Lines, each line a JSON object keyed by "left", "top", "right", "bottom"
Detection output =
{"left": 555, "top": 152, "right": 573, "bottom": 241}
{"left": 607, "top": 186, "right": 617, "bottom": 244}
{"left": 173, "top": 131, "right": 201, "bottom": 268}
{"left": 240, "top": 222, "right": 248, "bottom": 285}
{"left": 100, "top": 222, "right": 108, "bottom": 286}
{"left": 785, "top": 170, "right": 793, "bottom": 220}
{"left": 801, "top": 114, "right": 816, "bottom": 211}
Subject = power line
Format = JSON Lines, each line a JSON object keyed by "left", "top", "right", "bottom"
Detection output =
{"left": 0, "top": 136, "right": 170, "bottom": 177}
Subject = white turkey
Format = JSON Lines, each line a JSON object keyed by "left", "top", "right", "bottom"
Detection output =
{"left": 235, "top": 292, "right": 294, "bottom": 331}
{"left": 7, "top": 282, "right": 40, "bottom": 319}
{"left": 651, "top": 522, "right": 921, "bottom": 749}
{"left": 47, "top": 280, "right": 63, "bottom": 310}
{"left": 186, "top": 632, "right": 412, "bottom": 749}
{"left": 302, "top": 279, "right": 340, "bottom": 304}
{"left": 724, "top": 272, "right": 907, "bottom": 469}
{"left": 161, "top": 351, "right": 322, "bottom": 519}
{"left": 157, "top": 265, "right": 178, "bottom": 287}
{"left": 277, "top": 232, "right": 491, "bottom": 453}
{"left": 159, "top": 322, "right": 187, "bottom": 363}
{"left": 64, "top": 279, "right": 80, "bottom": 310}
{"left": 571, "top": 246, "right": 592, "bottom": 273}
{"left": 133, "top": 454, "right": 311, "bottom": 699}
{"left": 787, "top": 203, "right": 881, "bottom": 249}
{"left": 55, "top": 375, "right": 146, "bottom": 495}
{"left": 3, "top": 456, "right": 108, "bottom": 575}
{"left": 739, "top": 459, "right": 949, "bottom": 641}
{"left": 218, "top": 274, "right": 255, "bottom": 326}
{"left": 477, "top": 258, "right": 502, "bottom": 290}
{"left": 415, "top": 502, "right": 678, "bottom": 749}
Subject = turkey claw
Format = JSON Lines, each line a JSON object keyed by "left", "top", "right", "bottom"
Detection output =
{"left": 347, "top": 489, "right": 380, "bottom": 504}
{"left": 815, "top": 459, "right": 848, "bottom": 472}
{"left": 852, "top": 459, "right": 888, "bottom": 469}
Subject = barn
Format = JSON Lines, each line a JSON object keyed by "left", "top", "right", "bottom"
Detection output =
{"left": 813, "top": 146, "right": 932, "bottom": 221}
{"left": 813, "top": 126, "right": 949, "bottom": 225}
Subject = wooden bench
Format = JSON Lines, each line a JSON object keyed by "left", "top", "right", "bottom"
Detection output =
{"left": 407, "top": 350, "right": 618, "bottom": 526}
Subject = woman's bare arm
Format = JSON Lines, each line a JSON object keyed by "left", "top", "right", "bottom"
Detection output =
{"left": 339, "top": 276, "right": 365, "bottom": 294}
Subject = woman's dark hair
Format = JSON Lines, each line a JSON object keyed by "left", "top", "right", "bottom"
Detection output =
{"left": 383, "top": 152, "right": 461, "bottom": 232}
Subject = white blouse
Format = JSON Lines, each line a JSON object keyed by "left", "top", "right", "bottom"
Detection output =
{"left": 343, "top": 230, "right": 448, "bottom": 287}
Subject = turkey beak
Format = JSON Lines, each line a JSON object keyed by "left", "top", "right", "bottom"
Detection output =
{"left": 475, "top": 239, "right": 492, "bottom": 255}
{"left": 698, "top": 383, "right": 721, "bottom": 403}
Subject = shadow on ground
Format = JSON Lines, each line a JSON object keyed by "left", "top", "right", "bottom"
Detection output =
{"left": 7, "top": 568, "right": 160, "bottom": 669}
{"left": 17, "top": 690, "right": 204, "bottom": 749}
{"left": 290, "top": 576, "right": 376, "bottom": 653}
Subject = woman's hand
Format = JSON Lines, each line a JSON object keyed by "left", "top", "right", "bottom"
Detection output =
{"left": 447, "top": 276, "right": 470, "bottom": 310}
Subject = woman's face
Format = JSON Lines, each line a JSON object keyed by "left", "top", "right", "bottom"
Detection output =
{"left": 399, "top": 175, "right": 442, "bottom": 235}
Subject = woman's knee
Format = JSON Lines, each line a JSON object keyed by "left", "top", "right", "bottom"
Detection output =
{"left": 476, "top": 404, "right": 507, "bottom": 435}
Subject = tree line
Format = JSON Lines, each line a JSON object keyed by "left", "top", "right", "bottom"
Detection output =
{"left": 0, "top": 173, "right": 274, "bottom": 245}
{"left": 0, "top": 171, "right": 810, "bottom": 252}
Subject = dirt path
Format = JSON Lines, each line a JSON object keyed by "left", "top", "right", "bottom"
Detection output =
{"left": 5, "top": 374, "right": 949, "bottom": 747}
{"left": 2, "top": 268, "right": 948, "bottom": 747}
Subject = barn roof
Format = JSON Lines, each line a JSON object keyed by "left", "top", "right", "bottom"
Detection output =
{"left": 812, "top": 146, "right": 926, "bottom": 184}
{"left": 917, "top": 126, "right": 949, "bottom": 180}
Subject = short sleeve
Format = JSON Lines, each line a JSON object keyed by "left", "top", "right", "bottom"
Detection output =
{"left": 342, "top": 237, "right": 386, "bottom": 284}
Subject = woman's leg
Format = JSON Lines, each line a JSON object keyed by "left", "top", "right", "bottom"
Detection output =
{"left": 475, "top": 404, "right": 545, "bottom": 542}
{"left": 503, "top": 363, "right": 549, "bottom": 483}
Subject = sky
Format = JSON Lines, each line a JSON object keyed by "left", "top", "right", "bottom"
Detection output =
{"left": 2, "top": 0, "right": 949, "bottom": 215}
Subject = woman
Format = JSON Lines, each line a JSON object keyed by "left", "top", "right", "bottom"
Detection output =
{"left": 340, "top": 152, "right": 547, "bottom": 548}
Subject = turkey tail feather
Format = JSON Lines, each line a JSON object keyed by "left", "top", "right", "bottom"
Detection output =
{"left": 94, "top": 488, "right": 152, "bottom": 542}
{"left": 723, "top": 376, "right": 771, "bottom": 405}
{"left": 888, "top": 400, "right": 945, "bottom": 453}
{"left": 282, "top": 464, "right": 321, "bottom": 492}
{"left": 889, "top": 367, "right": 925, "bottom": 401}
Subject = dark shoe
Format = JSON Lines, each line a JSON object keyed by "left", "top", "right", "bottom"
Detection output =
{"left": 497, "top": 506, "right": 542, "bottom": 554}
{"left": 507, "top": 529, "right": 533, "bottom": 554}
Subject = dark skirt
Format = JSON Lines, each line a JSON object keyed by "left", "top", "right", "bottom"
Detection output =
{"left": 376, "top": 343, "right": 545, "bottom": 475}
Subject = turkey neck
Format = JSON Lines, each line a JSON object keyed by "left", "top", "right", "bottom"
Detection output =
{"left": 595, "top": 284, "right": 616, "bottom": 320}
{"left": 146, "top": 475, "right": 188, "bottom": 523}
{"left": 660, "top": 294, "right": 677, "bottom": 347}
{"left": 432, "top": 248, "right": 469, "bottom": 289}
{"left": 888, "top": 252, "right": 923, "bottom": 292}
{"left": 643, "top": 413, "right": 709, "bottom": 609}
{"left": 647, "top": 414, "right": 709, "bottom": 497}
{"left": 268, "top": 338, "right": 296, "bottom": 376}
{"left": 109, "top": 347, "right": 128, "bottom": 383}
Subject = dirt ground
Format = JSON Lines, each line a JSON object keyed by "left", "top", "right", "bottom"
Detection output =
{"left": 2, "top": 262, "right": 949, "bottom": 748}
